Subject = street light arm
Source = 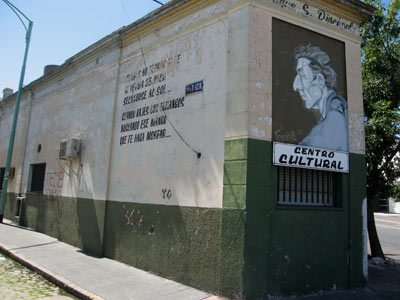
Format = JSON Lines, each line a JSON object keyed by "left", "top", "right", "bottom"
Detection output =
{"left": 2, "top": 0, "right": 31, "bottom": 23}
{"left": 0, "top": 0, "right": 33, "bottom": 224}
{"left": 3, "top": 2, "right": 27, "bottom": 30}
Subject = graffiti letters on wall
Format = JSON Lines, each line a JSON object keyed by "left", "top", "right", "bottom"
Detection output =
{"left": 45, "top": 172, "right": 64, "bottom": 196}
{"left": 119, "top": 54, "right": 184, "bottom": 147}
{"left": 271, "top": 18, "right": 349, "bottom": 172}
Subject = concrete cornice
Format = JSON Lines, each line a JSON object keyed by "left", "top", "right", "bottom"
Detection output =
{"left": 313, "top": 0, "right": 375, "bottom": 24}
{"left": 334, "top": 0, "right": 376, "bottom": 17}
{"left": 121, "top": 0, "right": 192, "bottom": 39}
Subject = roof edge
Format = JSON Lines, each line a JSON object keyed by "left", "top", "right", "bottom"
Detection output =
{"left": 4, "top": 0, "right": 376, "bottom": 100}
{"left": 336, "top": 0, "right": 376, "bottom": 22}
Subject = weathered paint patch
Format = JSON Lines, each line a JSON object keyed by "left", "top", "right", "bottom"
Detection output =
{"left": 250, "top": 124, "right": 266, "bottom": 137}
{"left": 103, "top": 201, "right": 222, "bottom": 294}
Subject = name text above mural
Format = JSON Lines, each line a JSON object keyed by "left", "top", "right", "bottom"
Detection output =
{"left": 269, "top": 0, "right": 357, "bottom": 34}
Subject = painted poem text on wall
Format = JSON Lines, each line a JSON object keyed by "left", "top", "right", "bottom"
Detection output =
{"left": 119, "top": 54, "right": 184, "bottom": 147}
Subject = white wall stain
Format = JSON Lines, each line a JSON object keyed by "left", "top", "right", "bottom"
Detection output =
{"left": 362, "top": 197, "right": 368, "bottom": 279}
{"left": 264, "top": 116, "right": 272, "bottom": 126}
{"left": 251, "top": 124, "right": 266, "bottom": 137}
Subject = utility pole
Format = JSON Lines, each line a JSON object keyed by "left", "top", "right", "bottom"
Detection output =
{"left": 0, "top": 0, "right": 33, "bottom": 223}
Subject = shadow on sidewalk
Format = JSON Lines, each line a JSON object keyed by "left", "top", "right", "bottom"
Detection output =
{"left": 367, "top": 263, "right": 400, "bottom": 299}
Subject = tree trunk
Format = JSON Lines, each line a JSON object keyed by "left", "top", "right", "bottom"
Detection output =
{"left": 367, "top": 196, "right": 385, "bottom": 259}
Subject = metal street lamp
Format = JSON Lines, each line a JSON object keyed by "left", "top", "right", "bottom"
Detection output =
{"left": 0, "top": 0, "right": 33, "bottom": 223}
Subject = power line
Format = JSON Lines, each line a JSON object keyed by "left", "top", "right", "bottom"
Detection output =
{"left": 120, "top": 0, "right": 200, "bottom": 158}
{"left": 120, "top": 0, "right": 130, "bottom": 22}
{"left": 136, "top": 35, "right": 201, "bottom": 158}
{"left": 152, "top": 0, "right": 164, "bottom": 6}
{"left": 121, "top": 0, "right": 163, "bottom": 23}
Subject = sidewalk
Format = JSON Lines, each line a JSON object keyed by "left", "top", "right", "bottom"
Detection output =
{"left": 1, "top": 221, "right": 399, "bottom": 300}
{"left": 0, "top": 222, "right": 220, "bottom": 300}
{"left": 298, "top": 263, "right": 400, "bottom": 300}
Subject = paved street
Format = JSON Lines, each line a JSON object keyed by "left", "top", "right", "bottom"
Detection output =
{"left": 0, "top": 252, "right": 76, "bottom": 299}
{"left": 374, "top": 213, "right": 400, "bottom": 263}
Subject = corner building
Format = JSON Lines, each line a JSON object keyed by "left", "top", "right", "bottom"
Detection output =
{"left": 0, "top": 0, "right": 374, "bottom": 298}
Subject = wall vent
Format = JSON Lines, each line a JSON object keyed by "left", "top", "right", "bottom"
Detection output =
{"left": 2, "top": 88, "right": 13, "bottom": 100}
{"left": 59, "top": 139, "right": 81, "bottom": 160}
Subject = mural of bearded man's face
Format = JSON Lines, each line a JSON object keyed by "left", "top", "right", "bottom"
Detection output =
{"left": 293, "top": 57, "right": 325, "bottom": 110}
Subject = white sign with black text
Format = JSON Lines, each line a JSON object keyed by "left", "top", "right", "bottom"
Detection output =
{"left": 273, "top": 142, "right": 349, "bottom": 173}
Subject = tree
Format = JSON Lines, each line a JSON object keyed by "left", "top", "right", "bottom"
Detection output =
{"left": 361, "top": 0, "right": 400, "bottom": 259}
{"left": 393, "top": 182, "right": 400, "bottom": 202}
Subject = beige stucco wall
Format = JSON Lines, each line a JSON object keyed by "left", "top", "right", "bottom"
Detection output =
{"left": 108, "top": 1, "right": 241, "bottom": 208}
{"left": 0, "top": 0, "right": 367, "bottom": 207}
{"left": 346, "top": 41, "right": 365, "bottom": 155}
{"left": 224, "top": 3, "right": 250, "bottom": 139}
{"left": 18, "top": 45, "right": 121, "bottom": 200}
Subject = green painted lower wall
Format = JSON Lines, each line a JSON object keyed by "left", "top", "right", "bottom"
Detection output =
{"left": 224, "top": 138, "right": 367, "bottom": 298}
{"left": 2, "top": 137, "right": 367, "bottom": 298}
{"left": 5, "top": 194, "right": 106, "bottom": 257}
{"left": 4, "top": 193, "right": 228, "bottom": 293}
{"left": 103, "top": 201, "right": 223, "bottom": 293}
{"left": 220, "top": 208, "right": 245, "bottom": 297}
{"left": 3, "top": 193, "right": 240, "bottom": 295}
{"left": 3, "top": 193, "right": 18, "bottom": 222}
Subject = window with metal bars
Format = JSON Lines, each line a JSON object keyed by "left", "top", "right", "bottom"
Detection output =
{"left": 277, "top": 166, "right": 335, "bottom": 206}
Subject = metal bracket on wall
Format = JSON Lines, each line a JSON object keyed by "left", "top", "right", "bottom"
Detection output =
{"left": 15, "top": 196, "right": 25, "bottom": 226}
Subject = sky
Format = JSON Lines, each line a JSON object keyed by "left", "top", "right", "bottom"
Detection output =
{"left": 0, "top": 0, "right": 166, "bottom": 95}
{"left": 0, "top": 0, "right": 392, "bottom": 95}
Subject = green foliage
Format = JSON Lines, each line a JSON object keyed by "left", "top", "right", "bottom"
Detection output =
{"left": 393, "top": 181, "right": 400, "bottom": 202}
{"left": 361, "top": 0, "right": 400, "bottom": 201}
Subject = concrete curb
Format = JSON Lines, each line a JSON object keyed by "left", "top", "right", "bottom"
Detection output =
{"left": 0, "top": 243, "right": 104, "bottom": 300}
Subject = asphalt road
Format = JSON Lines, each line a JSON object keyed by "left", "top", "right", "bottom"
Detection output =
{"left": 374, "top": 212, "right": 400, "bottom": 263}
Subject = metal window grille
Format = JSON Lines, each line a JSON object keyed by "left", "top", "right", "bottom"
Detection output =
{"left": 277, "top": 166, "right": 335, "bottom": 206}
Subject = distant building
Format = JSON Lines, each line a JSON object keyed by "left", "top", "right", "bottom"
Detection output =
{"left": 0, "top": 0, "right": 374, "bottom": 298}
{"left": 389, "top": 197, "right": 400, "bottom": 213}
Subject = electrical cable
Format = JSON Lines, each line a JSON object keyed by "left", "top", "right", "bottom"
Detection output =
{"left": 120, "top": 0, "right": 130, "bottom": 22}
{"left": 152, "top": 0, "right": 164, "bottom": 5}
{"left": 136, "top": 35, "right": 201, "bottom": 158}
